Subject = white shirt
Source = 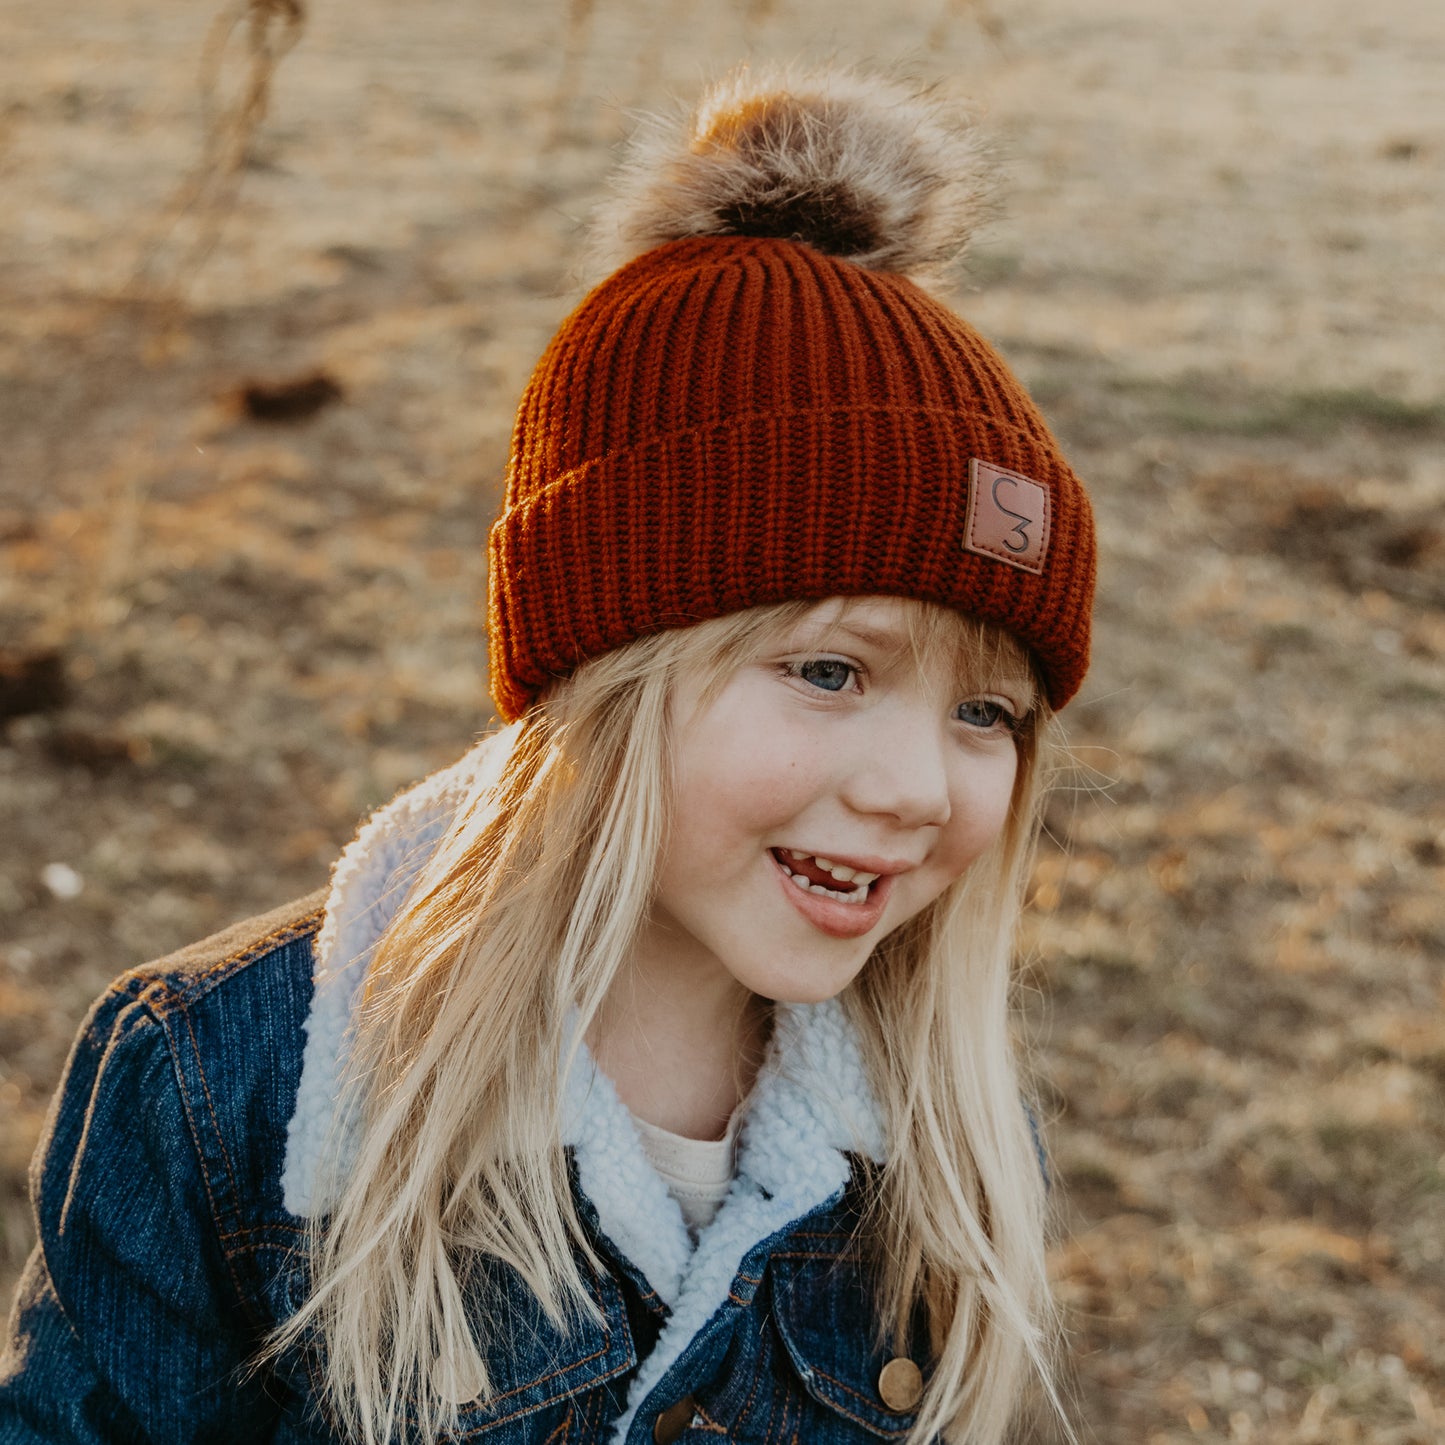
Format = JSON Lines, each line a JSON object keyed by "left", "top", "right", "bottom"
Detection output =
{"left": 632, "top": 1109, "right": 742, "bottom": 1236}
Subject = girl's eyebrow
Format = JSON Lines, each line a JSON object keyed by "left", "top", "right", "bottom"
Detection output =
{"left": 998, "top": 674, "right": 1039, "bottom": 709}
{"left": 777, "top": 617, "right": 909, "bottom": 656}
{"left": 830, "top": 619, "right": 909, "bottom": 651}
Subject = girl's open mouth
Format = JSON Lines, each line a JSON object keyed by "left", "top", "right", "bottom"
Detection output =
{"left": 768, "top": 848, "right": 893, "bottom": 939}
{"left": 771, "top": 848, "right": 879, "bottom": 904}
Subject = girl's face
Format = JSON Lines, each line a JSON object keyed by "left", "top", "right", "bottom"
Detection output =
{"left": 636, "top": 596, "right": 1033, "bottom": 1006}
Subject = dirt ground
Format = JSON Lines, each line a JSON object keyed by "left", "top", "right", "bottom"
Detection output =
{"left": 1, "top": 0, "right": 1442, "bottom": 1439}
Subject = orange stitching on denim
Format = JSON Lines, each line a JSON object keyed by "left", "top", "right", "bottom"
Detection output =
{"left": 541, "top": 1405, "right": 574, "bottom": 1444}
{"left": 580, "top": 1380, "right": 614, "bottom": 1437}
{"left": 184, "top": 908, "right": 324, "bottom": 987}
{"left": 812, "top": 1361, "right": 875, "bottom": 1405}
{"left": 737, "top": 1347, "right": 767, "bottom": 1434}
{"left": 811, "top": 1361, "right": 916, "bottom": 1422}
{"left": 691, "top": 1404, "right": 729, "bottom": 1435}
{"left": 763, "top": 1384, "right": 786, "bottom": 1445}
{"left": 168, "top": 989, "right": 247, "bottom": 1218}
{"left": 216, "top": 1220, "right": 308, "bottom": 1237}
{"left": 150, "top": 1008, "right": 254, "bottom": 1322}
{"left": 798, "top": 1375, "right": 894, "bottom": 1432}
{"left": 729, "top": 1266, "right": 764, "bottom": 1303}
{"left": 216, "top": 1225, "right": 307, "bottom": 1248}
{"left": 365, "top": 1328, "right": 631, "bottom": 1440}
{"left": 132, "top": 908, "right": 324, "bottom": 1009}
{"left": 450, "top": 1318, "right": 617, "bottom": 1422}
{"left": 153, "top": 982, "right": 286, "bottom": 1335}
{"left": 448, "top": 1358, "right": 630, "bottom": 1436}
{"left": 57, "top": 1020, "right": 131, "bottom": 1238}
{"left": 772, "top": 1370, "right": 800, "bottom": 1445}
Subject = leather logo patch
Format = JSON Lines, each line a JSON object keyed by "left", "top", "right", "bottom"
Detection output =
{"left": 964, "top": 459, "right": 1050, "bottom": 575}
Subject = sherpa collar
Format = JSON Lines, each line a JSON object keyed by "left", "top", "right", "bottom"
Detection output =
{"left": 280, "top": 729, "right": 887, "bottom": 1439}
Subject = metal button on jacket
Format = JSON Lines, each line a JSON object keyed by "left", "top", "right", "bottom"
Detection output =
{"left": 878, "top": 1357, "right": 924, "bottom": 1412}
{"left": 652, "top": 1394, "right": 698, "bottom": 1444}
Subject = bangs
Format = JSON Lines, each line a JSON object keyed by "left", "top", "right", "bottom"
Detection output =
{"left": 867, "top": 597, "right": 1041, "bottom": 717}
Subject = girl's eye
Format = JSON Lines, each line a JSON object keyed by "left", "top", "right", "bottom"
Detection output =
{"left": 956, "top": 698, "right": 1019, "bottom": 732}
{"left": 787, "top": 658, "right": 858, "bottom": 693}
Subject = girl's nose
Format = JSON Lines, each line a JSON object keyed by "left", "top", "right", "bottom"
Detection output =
{"left": 840, "top": 709, "right": 953, "bottom": 830}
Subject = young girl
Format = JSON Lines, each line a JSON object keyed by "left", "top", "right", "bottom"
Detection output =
{"left": 0, "top": 67, "right": 1095, "bottom": 1445}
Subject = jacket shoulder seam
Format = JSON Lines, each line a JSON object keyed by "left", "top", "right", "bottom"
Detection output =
{"left": 118, "top": 893, "right": 326, "bottom": 1012}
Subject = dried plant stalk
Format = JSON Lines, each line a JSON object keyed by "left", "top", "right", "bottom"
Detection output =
{"left": 131, "top": 0, "right": 307, "bottom": 303}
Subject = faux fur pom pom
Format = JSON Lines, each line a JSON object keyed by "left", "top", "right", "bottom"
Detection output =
{"left": 589, "top": 66, "right": 998, "bottom": 289}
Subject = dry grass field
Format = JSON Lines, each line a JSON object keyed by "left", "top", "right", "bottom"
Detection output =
{"left": 1, "top": 0, "right": 1442, "bottom": 1440}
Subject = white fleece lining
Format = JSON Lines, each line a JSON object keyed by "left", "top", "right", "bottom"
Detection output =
{"left": 280, "top": 732, "right": 887, "bottom": 1444}
{"left": 280, "top": 729, "right": 515, "bottom": 1216}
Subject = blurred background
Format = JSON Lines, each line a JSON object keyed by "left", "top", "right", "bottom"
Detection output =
{"left": 1, "top": 0, "right": 1442, "bottom": 1439}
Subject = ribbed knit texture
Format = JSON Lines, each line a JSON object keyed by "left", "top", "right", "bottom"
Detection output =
{"left": 487, "top": 234, "right": 1095, "bottom": 716}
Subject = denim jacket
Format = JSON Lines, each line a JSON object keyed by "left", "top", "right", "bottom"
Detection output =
{"left": 0, "top": 733, "right": 934, "bottom": 1444}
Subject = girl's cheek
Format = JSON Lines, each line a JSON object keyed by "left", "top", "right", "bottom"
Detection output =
{"left": 948, "top": 757, "right": 1019, "bottom": 865}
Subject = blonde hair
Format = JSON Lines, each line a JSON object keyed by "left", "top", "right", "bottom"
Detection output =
{"left": 272, "top": 598, "right": 1063, "bottom": 1445}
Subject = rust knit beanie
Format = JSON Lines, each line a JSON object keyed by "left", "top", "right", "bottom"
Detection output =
{"left": 487, "top": 69, "right": 1096, "bottom": 718}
